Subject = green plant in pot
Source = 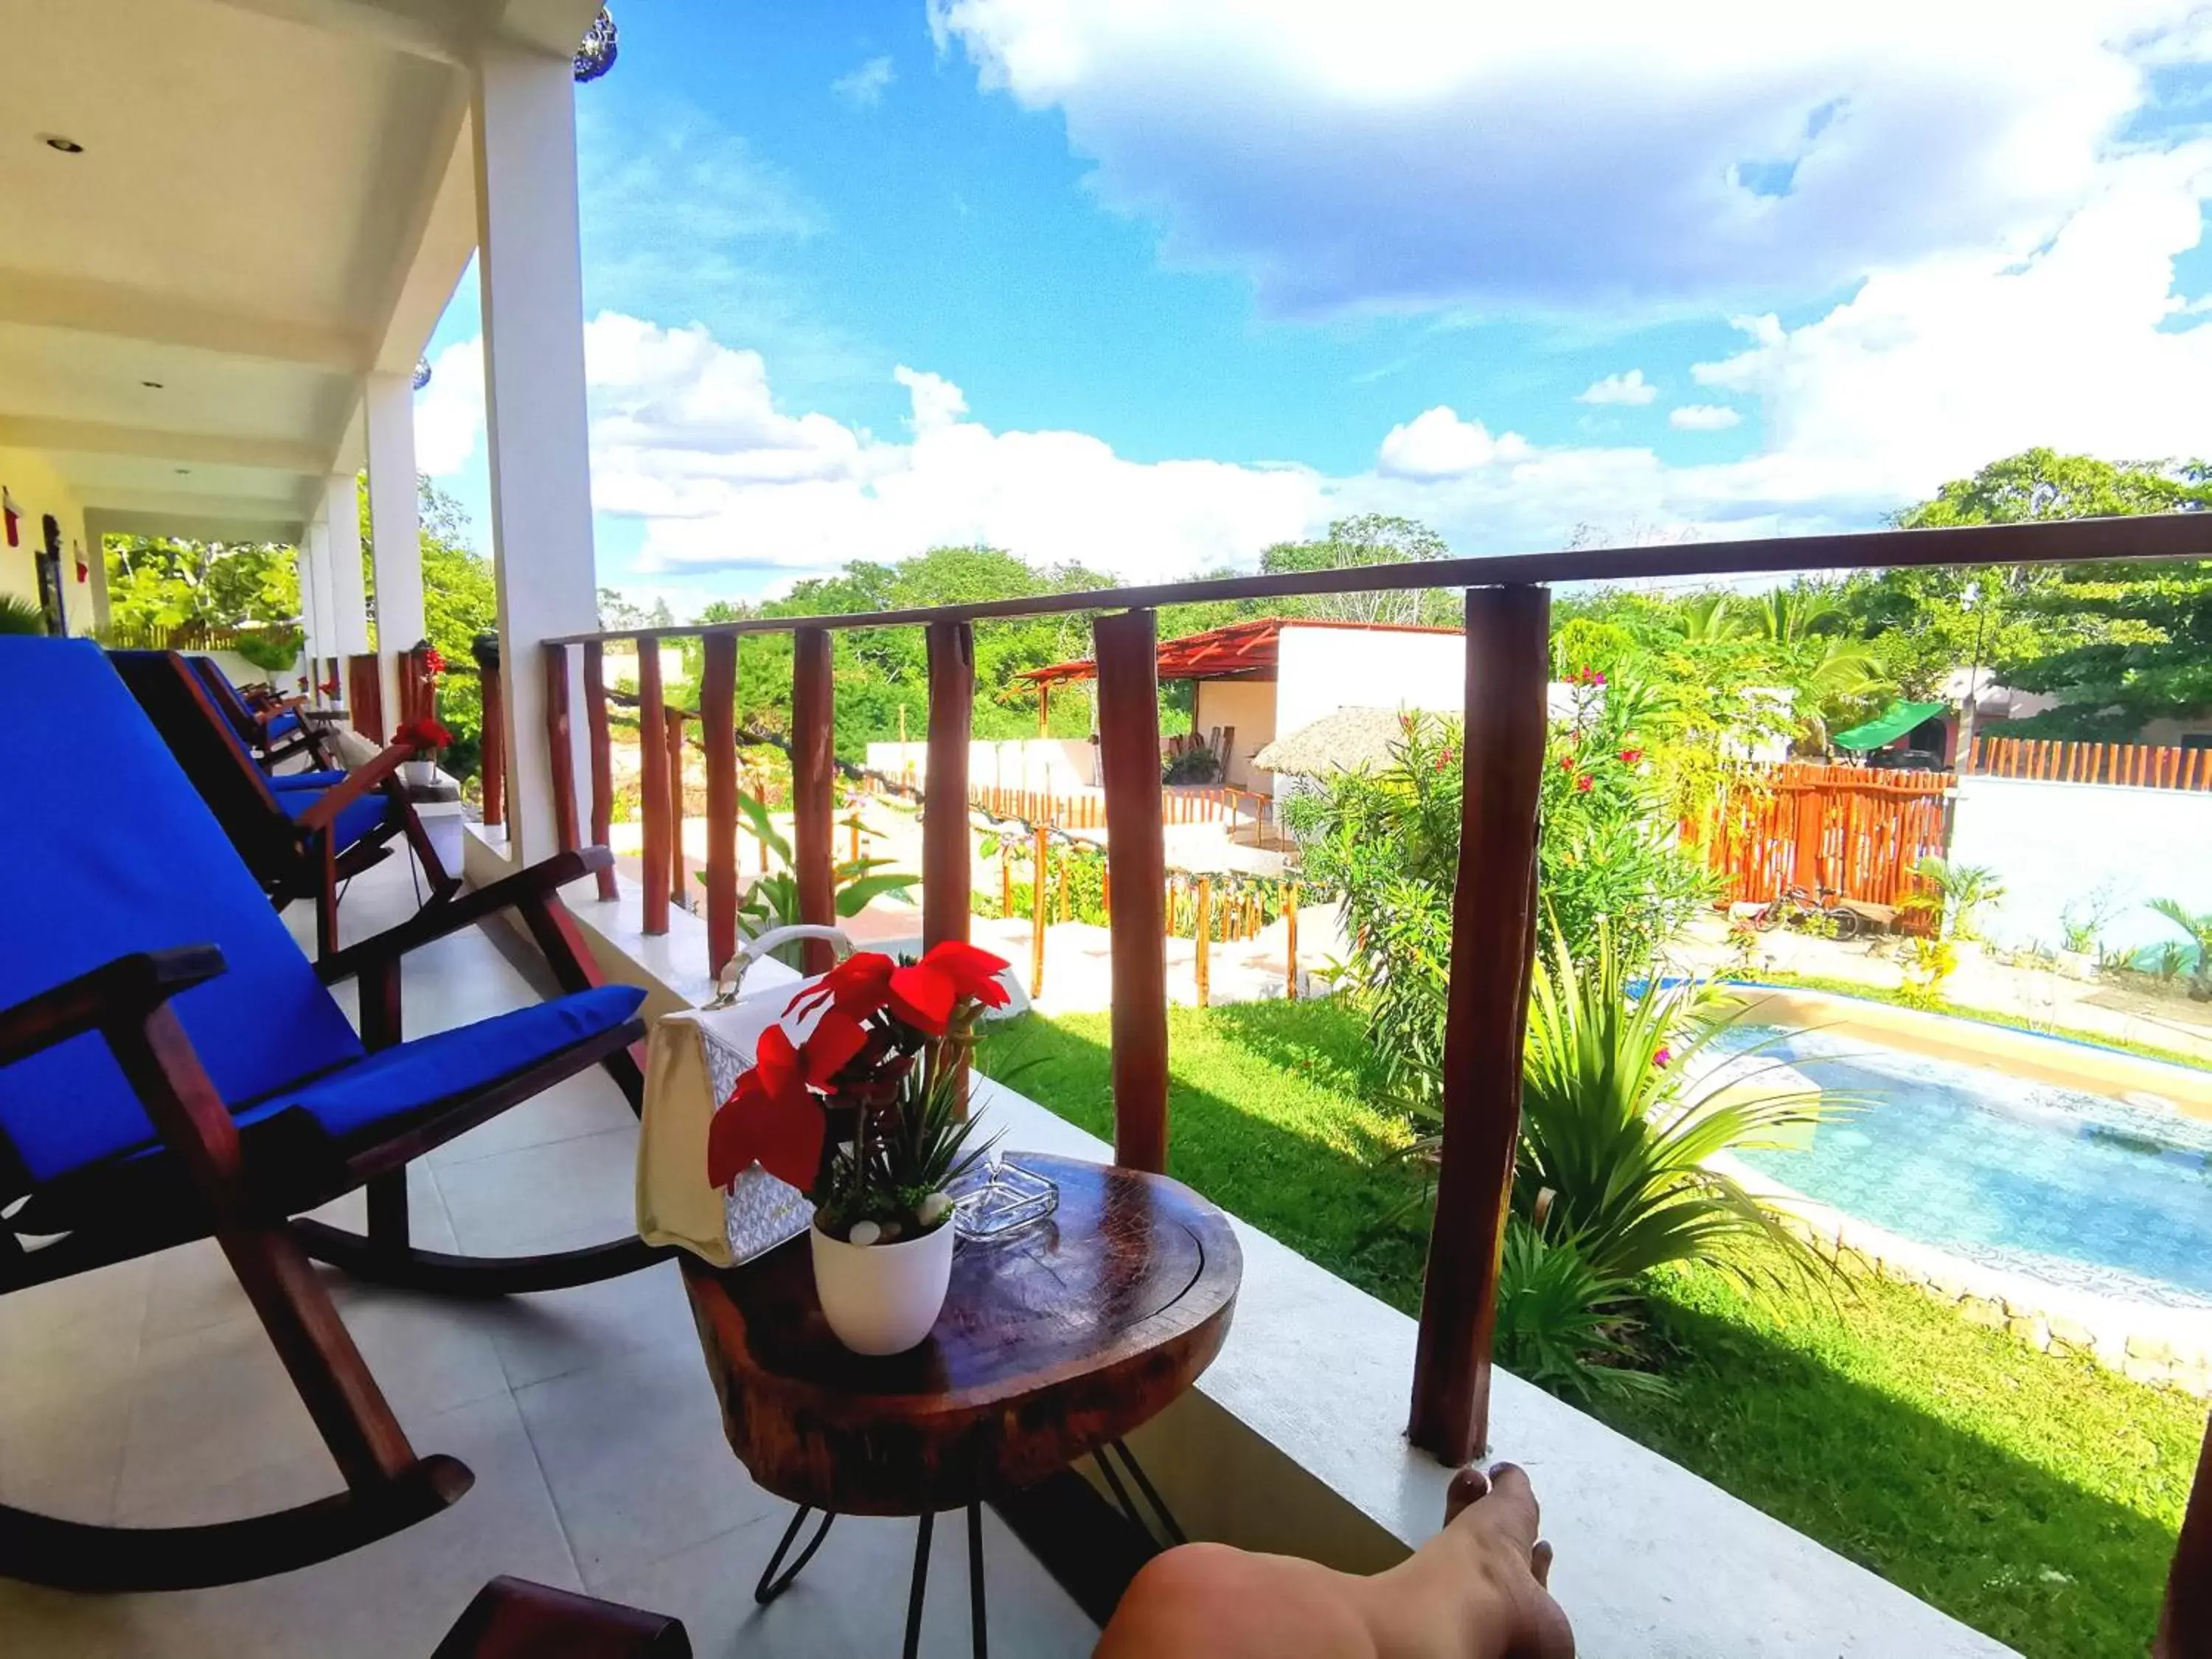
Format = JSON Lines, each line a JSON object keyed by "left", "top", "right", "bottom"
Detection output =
{"left": 2147, "top": 900, "right": 2212, "bottom": 1001}
{"left": 0, "top": 596, "right": 52, "bottom": 636}
{"left": 706, "top": 942, "right": 1009, "bottom": 1354}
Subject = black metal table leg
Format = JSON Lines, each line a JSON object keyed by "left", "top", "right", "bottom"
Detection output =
{"left": 1107, "top": 1440, "right": 1188, "bottom": 1546}
{"left": 754, "top": 1505, "right": 837, "bottom": 1605}
{"left": 903, "top": 1509, "right": 935, "bottom": 1659}
{"left": 967, "top": 1503, "right": 989, "bottom": 1659}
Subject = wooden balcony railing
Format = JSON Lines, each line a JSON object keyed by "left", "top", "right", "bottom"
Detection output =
{"left": 529, "top": 511, "right": 2212, "bottom": 1642}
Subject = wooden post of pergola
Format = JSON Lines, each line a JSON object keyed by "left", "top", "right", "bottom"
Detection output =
{"left": 1406, "top": 584, "right": 1550, "bottom": 1465}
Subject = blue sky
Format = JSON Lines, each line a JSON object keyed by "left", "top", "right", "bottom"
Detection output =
{"left": 417, "top": 1, "right": 2212, "bottom": 611}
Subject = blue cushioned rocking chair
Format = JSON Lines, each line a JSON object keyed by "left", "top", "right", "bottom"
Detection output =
{"left": 184, "top": 652, "right": 340, "bottom": 771}
{"left": 0, "top": 639, "right": 665, "bottom": 1593}
{"left": 110, "top": 650, "right": 459, "bottom": 957}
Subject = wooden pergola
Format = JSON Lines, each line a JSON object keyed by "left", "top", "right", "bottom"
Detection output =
{"left": 535, "top": 512, "right": 2212, "bottom": 1652}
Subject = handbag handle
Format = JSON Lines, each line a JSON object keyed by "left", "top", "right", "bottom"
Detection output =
{"left": 709, "top": 925, "right": 855, "bottom": 1009}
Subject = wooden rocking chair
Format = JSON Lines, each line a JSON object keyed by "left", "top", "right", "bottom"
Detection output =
{"left": 184, "top": 652, "right": 341, "bottom": 771}
{"left": 0, "top": 639, "right": 665, "bottom": 1593}
{"left": 110, "top": 650, "right": 461, "bottom": 957}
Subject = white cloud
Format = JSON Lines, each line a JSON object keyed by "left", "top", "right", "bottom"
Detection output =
{"left": 832, "top": 55, "right": 897, "bottom": 108}
{"left": 1578, "top": 369, "right": 1658, "bottom": 406}
{"left": 413, "top": 338, "right": 486, "bottom": 477}
{"left": 1669, "top": 403, "right": 1743, "bottom": 431}
{"left": 1376, "top": 406, "right": 1532, "bottom": 479}
{"left": 893, "top": 366, "right": 969, "bottom": 434}
{"left": 933, "top": 0, "right": 2195, "bottom": 318}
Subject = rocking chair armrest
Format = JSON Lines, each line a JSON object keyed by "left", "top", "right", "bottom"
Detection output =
{"left": 0, "top": 947, "right": 227, "bottom": 1071}
{"left": 315, "top": 849, "right": 613, "bottom": 985}
{"left": 293, "top": 743, "right": 417, "bottom": 833}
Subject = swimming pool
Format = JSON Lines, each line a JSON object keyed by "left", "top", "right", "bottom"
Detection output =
{"left": 1716, "top": 1025, "right": 2212, "bottom": 1306}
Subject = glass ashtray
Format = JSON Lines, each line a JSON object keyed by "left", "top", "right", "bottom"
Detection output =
{"left": 949, "top": 1156, "right": 1060, "bottom": 1241}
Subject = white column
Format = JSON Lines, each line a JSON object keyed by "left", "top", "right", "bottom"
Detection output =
{"left": 366, "top": 371, "right": 423, "bottom": 726}
{"left": 294, "top": 537, "right": 321, "bottom": 688}
{"left": 472, "top": 41, "right": 597, "bottom": 864}
{"left": 323, "top": 472, "right": 370, "bottom": 661}
{"left": 304, "top": 515, "right": 338, "bottom": 699}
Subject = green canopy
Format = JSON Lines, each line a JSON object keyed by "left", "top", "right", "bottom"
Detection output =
{"left": 1833, "top": 699, "right": 1947, "bottom": 751}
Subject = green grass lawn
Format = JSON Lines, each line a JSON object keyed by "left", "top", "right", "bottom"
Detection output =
{"left": 991, "top": 998, "right": 2205, "bottom": 1658}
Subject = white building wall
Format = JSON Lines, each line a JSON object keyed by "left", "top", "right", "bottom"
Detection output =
{"left": 1950, "top": 775, "right": 2212, "bottom": 958}
{"left": 1273, "top": 626, "right": 1466, "bottom": 753}
{"left": 867, "top": 739, "right": 1099, "bottom": 794}
{"left": 1192, "top": 678, "right": 1277, "bottom": 789}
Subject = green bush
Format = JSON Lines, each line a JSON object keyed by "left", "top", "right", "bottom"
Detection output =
{"left": 1282, "top": 672, "right": 1711, "bottom": 1110}
{"left": 1492, "top": 1220, "right": 1669, "bottom": 1403}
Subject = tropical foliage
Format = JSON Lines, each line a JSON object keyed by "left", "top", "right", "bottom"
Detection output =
{"left": 0, "top": 595, "right": 49, "bottom": 636}
{"left": 1514, "top": 931, "right": 1835, "bottom": 1288}
{"left": 2146, "top": 899, "right": 2212, "bottom": 998}
{"left": 1901, "top": 856, "right": 2007, "bottom": 943}
{"left": 1285, "top": 672, "right": 1710, "bottom": 1108}
{"left": 718, "top": 789, "right": 919, "bottom": 964}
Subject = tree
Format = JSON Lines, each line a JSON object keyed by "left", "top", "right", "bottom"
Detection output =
{"left": 102, "top": 536, "right": 296, "bottom": 633}
{"left": 1885, "top": 450, "right": 2212, "bottom": 735}
{"left": 1259, "top": 515, "right": 1461, "bottom": 626}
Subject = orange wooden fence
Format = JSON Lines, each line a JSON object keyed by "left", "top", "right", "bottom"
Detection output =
{"left": 1705, "top": 763, "right": 1951, "bottom": 908}
{"left": 1969, "top": 734, "right": 2212, "bottom": 790}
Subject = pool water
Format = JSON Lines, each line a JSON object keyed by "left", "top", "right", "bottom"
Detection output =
{"left": 1717, "top": 1026, "right": 2212, "bottom": 1304}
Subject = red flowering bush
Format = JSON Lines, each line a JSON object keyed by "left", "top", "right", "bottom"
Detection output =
{"left": 393, "top": 716, "right": 454, "bottom": 753}
{"left": 707, "top": 941, "right": 1011, "bottom": 1239}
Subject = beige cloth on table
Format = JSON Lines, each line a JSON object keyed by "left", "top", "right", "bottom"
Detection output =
{"left": 634, "top": 990, "right": 820, "bottom": 1268}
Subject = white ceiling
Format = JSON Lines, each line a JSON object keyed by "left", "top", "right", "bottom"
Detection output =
{"left": 0, "top": 0, "right": 600, "bottom": 543}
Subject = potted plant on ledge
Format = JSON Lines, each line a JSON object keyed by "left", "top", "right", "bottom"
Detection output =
{"left": 392, "top": 714, "right": 453, "bottom": 788}
{"left": 706, "top": 941, "right": 1009, "bottom": 1354}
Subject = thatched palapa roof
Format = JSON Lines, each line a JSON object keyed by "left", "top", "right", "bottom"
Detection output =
{"left": 1251, "top": 707, "right": 1413, "bottom": 778}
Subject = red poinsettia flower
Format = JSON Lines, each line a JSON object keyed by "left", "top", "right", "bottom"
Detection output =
{"left": 803, "top": 1004, "right": 874, "bottom": 1089}
{"left": 319, "top": 675, "right": 339, "bottom": 697}
{"left": 886, "top": 941, "right": 1012, "bottom": 1036}
{"left": 706, "top": 1026, "right": 824, "bottom": 1190}
{"left": 785, "top": 951, "right": 894, "bottom": 1023}
{"left": 393, "top": 717, "right": 453, "bottom": 751}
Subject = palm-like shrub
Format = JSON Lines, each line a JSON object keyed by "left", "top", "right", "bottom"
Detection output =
{"left": 1492, "top": 1220, "right": 1669, "bottom": 1402}
{"left": 0, "top": 596, "right": 50, "bottom": 636}
{"left": 1516, "top": 928, "right": 1837, "bottom": 1287}
{"left": 1900, "top": 856, "right": 2006, "bottom": 942}
{"left": 2148, "top": 899, "right": 2212, "bottom": 998}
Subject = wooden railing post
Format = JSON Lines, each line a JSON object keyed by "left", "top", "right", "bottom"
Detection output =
{"left": 582, "top": 639, "right": 617, "bottom": 900}
{"left": 664, "top": 706, "right": 688, "bottom": 908}
{"left": 1095, "top": 608, "right": 1169, "bottom": 1174}
{"left": 637, "top": 641, "right": 670, "bottom": 936}
{"left": 347, "top": 653, "right": 385, "bottom": 742}
{"left": 701, "top": 634, "right": 738, "bottom": 976}
{"left": 540, "top": 644, "right": 580, "bottom": 855}
{"left": 1408, "top": 584, "right": 1551, "bottom": 1467}
{"left": 472, "top": 632, "right": 505, "bottom": 831}
{"left": 792, "top": 627, "right": 836, "bottom": 974}
{"left": 1285, "top": 882, "right": 1300, "bottom": 998}
{"left": 923, "top": 621, "right": 974, "bottom": 951}
{"left": 2162, "top": 1411, "right": 2212, "bottom": 1657}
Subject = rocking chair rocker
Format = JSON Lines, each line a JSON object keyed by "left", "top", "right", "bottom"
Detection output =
{"left": 0, "top": 639, "right": 666, "bottom": 1593}
{"left": 110, "top": 649, "right": 461, "bottom": 957}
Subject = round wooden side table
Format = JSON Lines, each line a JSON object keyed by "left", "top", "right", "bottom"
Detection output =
{"left": 680, "top": 1153, "right": 1242, "bottom": 1656}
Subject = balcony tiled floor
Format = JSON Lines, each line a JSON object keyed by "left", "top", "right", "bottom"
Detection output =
{"left": 0, "top": 849, "right": 1096, "bottom": 1657}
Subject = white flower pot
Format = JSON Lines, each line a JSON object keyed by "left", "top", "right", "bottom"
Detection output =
{"left": 810, "top": 1213, "right": 954, "bottom": 1355}
{"left": 401, "top": 759, "right": 442, "bottom": 788}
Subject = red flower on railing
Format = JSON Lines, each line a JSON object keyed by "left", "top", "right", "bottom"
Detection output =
{"left": 420, "top": 646, "right": 446, "bottom": 679}
{"left": 393, "top": 716, "right": 454, "bottom": 752}
{"left": 319, "top": 674, "right": 339, "bottom": 698}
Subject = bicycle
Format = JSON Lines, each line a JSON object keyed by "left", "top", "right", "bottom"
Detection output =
{"left": 1750, "top": 882, "right": 1864, "bottom": 941}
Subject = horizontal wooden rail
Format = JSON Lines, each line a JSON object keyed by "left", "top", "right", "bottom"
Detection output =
{"left": 542, "top": 513, "right": 2212, "bottom": 647}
